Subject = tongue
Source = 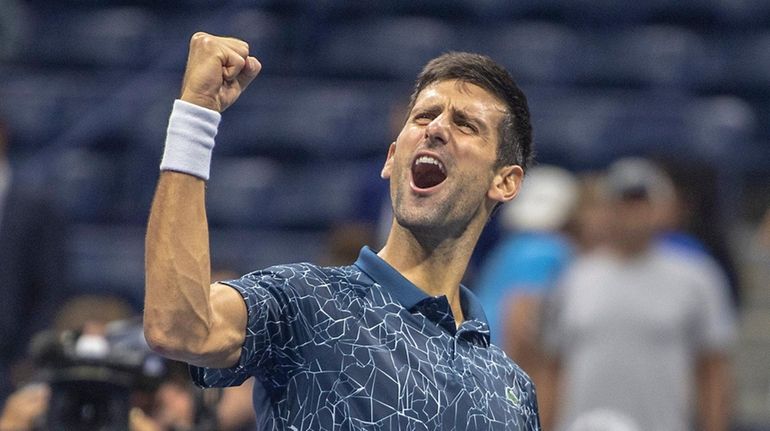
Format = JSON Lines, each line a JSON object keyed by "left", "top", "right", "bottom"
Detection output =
{"left": 412, "top": 163, "right": 447, "bottom": 189}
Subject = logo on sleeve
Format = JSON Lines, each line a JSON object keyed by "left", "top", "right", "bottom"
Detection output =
{"left": 505, "top": 386, "right": 521, "bottom": 407}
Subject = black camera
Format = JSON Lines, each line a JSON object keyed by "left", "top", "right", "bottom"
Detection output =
{"left": 29, "top": 318, "right": 167, "bottom": 431}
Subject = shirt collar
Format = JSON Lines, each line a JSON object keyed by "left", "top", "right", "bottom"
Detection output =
{"left": 353, "top": 246, "right": 490, "bottom": 326}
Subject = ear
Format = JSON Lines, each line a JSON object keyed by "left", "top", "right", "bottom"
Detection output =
{"left": 381, "top": 142, "right": 397, "bottom": 179}
{"left": 488, "top": 164, "right": 523, "bottom": 203}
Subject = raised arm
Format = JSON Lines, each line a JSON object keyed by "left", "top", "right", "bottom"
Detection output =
{"left": 143, "top": 33, "right": 260, "bottom": 368}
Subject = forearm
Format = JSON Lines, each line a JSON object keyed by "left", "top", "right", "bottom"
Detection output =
{"left": 143, "top": 32, "right": 259, "bottom": 367}
{"left": 538, "top": 358, "right": 561, "bottom": 430}
{"left": 697, "top": 354, "right": 732, "bottom": 431}
{"left": 144, "top": 171, "right": 214, "bottom": 360}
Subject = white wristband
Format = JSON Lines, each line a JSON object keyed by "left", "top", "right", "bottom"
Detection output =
{"left": 160, "top": 99, "right": 222, "bottom": 180}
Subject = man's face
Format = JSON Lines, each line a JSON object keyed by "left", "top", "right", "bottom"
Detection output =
{"left": 381, "top": 79, "right": 520, "bottom": 239}
{"left": 609, "top": 196, "right": 660, "bottom": 251}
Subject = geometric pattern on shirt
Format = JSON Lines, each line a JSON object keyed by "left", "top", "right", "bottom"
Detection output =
{"left": 191, "top": 259, "right": 541, "bottom": 430}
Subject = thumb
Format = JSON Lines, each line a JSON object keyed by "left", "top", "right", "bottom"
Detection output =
{"left": 236, "top": 56, "right": 262, "bottom": 91}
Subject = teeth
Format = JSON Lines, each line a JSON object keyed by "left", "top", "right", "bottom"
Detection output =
{"left": 414, "top": 156, "right": 446, "bottom": 173}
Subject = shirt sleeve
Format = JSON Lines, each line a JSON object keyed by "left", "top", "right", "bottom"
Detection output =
{"left": 524, "top": 374, "right": 543, "bottom": 430}
{"left": 190, "top": 266, "right": 315, "bottom": 388}
{"left": 689, "top": 257, "right": 737, "bottom": 353}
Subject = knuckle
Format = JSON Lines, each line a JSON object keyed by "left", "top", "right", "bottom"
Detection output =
{"left": 190, "top": 31, "right": 207, "bottom": 43}
{"left": 191, "top": 32, "right": 218, "bottom": 49}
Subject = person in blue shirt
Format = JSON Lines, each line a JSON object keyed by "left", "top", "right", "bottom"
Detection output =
{"left": 143, "top": 32, "right": 540, "bottom": 430}
{"left": 475, "top": 165, "right": 578, "bottom": 404}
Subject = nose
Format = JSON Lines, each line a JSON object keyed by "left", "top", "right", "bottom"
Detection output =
{"left": 425, "top": 113, "right": 450, "bottom": 147}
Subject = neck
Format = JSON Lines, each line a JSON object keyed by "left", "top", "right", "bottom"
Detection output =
{"left": 611, "top": 236, "right": 653, "bottom": 259}
{"left": 378, "top": 218, "right": 485, "bottom": 325}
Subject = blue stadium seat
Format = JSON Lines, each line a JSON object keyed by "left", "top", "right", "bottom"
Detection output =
{"left": 209, "top": 227, "right": 328, "bottom": 273}
{"left": 459, "top": 21, "right": 585, "bottom": 86}
{"left": 459, "top": 0, "right": 561, "bottom": 20}
{"left": 67, "top": 224, "right": 145, "bottom": 308}
{"left": 683, "top": 96, "right": 758, "bottom": 163}
{"left": 707, "top": 0, "right": 770, "bottom": 26}
{"left": 312, "top": 17, "right": 457, "bottom": 79}
{"left": 579, "top": 25, "right": 709, "bottom": 89}
{"left": 21, "top": 6, "right": 159, "bottom": 68}
{"left": 48, "top": 149, "right": 126, "bottom": 223}
{"left": 205, "top": 156, "right": 281, "bottom": 227}
{"left": 213, "top": 78, "right": 398, "bottom": 160}
{"left": 650, "top": 0, "right": 770, "bottom": 27}
{"left": 0, "top": 66, "right": 170, "bottom": 154}
{"left": 725, "top": 31, "right": 770, "bottom": 91}
{"left": 152, "top": 8, "right": 294, "bottom": 74}
{"left": 0, "top": 69, "right": 68, "bottom": 154}
{"left": 206, "top": 156, "right": 376, "bottom": 229}
{"left": 527, "top": 88, "right": 707, "bottom": 167}
{"left": 555, "top": 0, "right": 660, "bottom": 24}
{"left": 292, "top": 0, "right": 474, "bottom": 20}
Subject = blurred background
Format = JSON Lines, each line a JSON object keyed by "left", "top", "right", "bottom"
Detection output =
{"left": 0, "top": 0, "right": 769, "bottom": 429}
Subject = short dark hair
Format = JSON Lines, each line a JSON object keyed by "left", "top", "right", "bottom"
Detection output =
{"left": 407, "top": 52, "right": 533, "bottom": 171}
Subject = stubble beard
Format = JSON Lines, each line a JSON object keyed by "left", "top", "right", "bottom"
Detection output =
{"left": 390, "top": 172, "right": 488, "bottom": 245}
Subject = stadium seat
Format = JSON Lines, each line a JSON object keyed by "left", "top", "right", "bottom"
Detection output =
{"left": 556, "top": 0, "right": 659, "bottom": 25}
{"left": 725, "top": 31, "right": 770, "bottom": 91}
{"left": 460, "top": 21, "right": 585, "bottom": 86}
{"left": 209, "top": 227, "right": 328, "bottom": 273}
{"left": 312, "top": 16, "right": 457, "bottom": 79}
{"left": 650, "top": 0, "right": 770, "bottom": 27}
{"left": 213, "top": 78, "right": 398, "bottom": 160}
{"left": 206, "top": 156, "right": 376, "bottom": 229}
{"left": 527, "top": 88, "right": 706, "bottom": 167}
{"left": 21, "top": 6, "right": 159, "bottom": 68}
{"left": 67, "top": 224, "right": 146, "bottom": 308}
{"left": 579, "top": 25, "right": 709, "bottom": 89}
{"left": 47, "top": 149, "right": 127, "bottom": 223}
{"left": 0, "top": 69, "right": 68, "bottom": 154}
{"left": 684, "top": 96, "right": 758, "bottom": 163}
{"left": 152, "top": 8, "right": 294, "bottom": 74}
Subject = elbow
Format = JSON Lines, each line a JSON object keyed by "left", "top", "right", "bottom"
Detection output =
{"left": 143, "top": 311, "right": 231, "bottom": 367}
{"left": 142, "top": 311, "right": 205, "bottom": 362}
{"left": 143, "top": 319, "right": 184, "bottom": 360}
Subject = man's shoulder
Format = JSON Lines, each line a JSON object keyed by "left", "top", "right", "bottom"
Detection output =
{"left": 558, "top": 248, "right": 614, "bottom": 281}
{"left": 238, "top": 261, "right": 375, "bottom": 295}
{"left": 647, "top": 246, "right": 729, "bottom": 288}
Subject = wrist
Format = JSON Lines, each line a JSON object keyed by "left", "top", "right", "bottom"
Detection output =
{"left": 160, "top": 99, "right": 221, "bottom": 180}
{"left": 180, "top": 91, "right": 220, "bottom": 113}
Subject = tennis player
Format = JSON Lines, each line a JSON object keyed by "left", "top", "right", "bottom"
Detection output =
{"left": 144, "top": 32, "right": 540, "bottom": 430}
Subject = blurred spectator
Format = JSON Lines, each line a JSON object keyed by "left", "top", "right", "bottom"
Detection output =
{"left": 569, "top": 173, "right": 613, "bottom": 253}
{"left": 210, "top": 268, "right": 257, "bottom": 431}
{"left": 565, "top": 409, "right": 640, "bottom": 431}
{"left": 542, "top": 157, "right": 737, "bottom": 431}
{"left": 657, "top": 160, "right": 743, "bottom": 308}
{"left": 216, "top": 378, "right": 256, "bottom": 431}
{"left": 7, "top": 294, "right": 136, "bottom": 389}
{"left": 0, "top": 117, "right": 71, "bottom": 404}
{"left": 0, "top": 293, "right": 220, "bottom": 431}
{"left": 475, "top": 165, "right": 578, "bottom": 390}
{"left": 0, "top": 384, "right": 49, "bottom": 431}
{"left": 319, "top": 222, "right": 377, "bottom": 267}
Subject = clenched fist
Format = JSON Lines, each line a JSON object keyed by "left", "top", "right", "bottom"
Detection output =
{"left": 180, "top": 32, "right": 261, "bottom": 112}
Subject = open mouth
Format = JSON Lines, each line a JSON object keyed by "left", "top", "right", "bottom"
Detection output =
{"left": 412, "top": 155, "right": 447, "bottom": 189}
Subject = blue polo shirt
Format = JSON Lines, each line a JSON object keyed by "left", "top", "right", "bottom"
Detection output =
{"left": 191, "top": 247, "right": 540, "bottom": 430}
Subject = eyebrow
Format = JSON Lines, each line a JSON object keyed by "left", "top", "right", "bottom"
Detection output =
{"left": 452, "top": 109, "right": 487, "bottom": 133}
{"left": 412, "top": 104, "right": 442, "bottom": 118}
{"left": 413, "top": 103, "right": 490, "bottom": 133}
